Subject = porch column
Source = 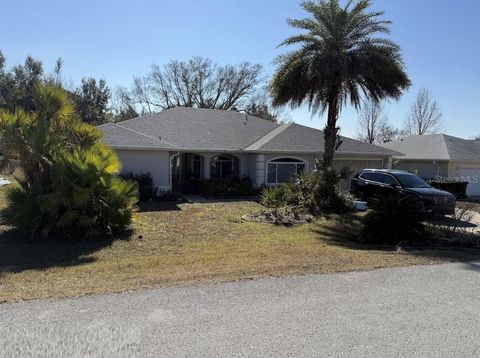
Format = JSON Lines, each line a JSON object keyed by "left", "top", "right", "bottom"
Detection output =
{"left": 255, "top": 154, "right": 266, "bottom": 187}
{"left": 203, "top": 153, "right": 213, "bottom": 179}
{"left": 386, "top": 157, "right": 393, "bottom": 169}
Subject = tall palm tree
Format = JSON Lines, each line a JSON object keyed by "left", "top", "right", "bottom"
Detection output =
{"left": 270, "top": 0, "right": 410, "bottom": 170}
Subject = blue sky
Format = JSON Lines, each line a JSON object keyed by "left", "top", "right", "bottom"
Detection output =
{"left": 1, "top": 0, "right": 479, "bottom": 138}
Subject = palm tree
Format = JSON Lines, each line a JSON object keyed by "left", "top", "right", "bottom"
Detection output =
{"left": 0, "top": 85, "right": 137, "bottom": 238}
{"left": 270, "top": 0, "right": 410, "bottom": 171}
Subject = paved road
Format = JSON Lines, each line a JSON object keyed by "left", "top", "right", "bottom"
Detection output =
{"left": 1, "top": 263, "right": 480, "bottom": 357}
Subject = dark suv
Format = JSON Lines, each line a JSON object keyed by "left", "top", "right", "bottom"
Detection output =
{"left": 350, "top": 169, "right": 455, "bottom": 215}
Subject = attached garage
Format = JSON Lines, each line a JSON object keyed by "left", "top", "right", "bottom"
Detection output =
{"left": 381, "top": 134, "right": 480, "bottom": 198}
{"left": 455, "top": 167, "right": 480, "bottom": 197}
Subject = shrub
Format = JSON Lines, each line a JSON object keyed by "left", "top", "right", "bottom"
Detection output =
{"left": 426, "top": 180, "right": 468, "bottom": 199}
{"left": 200, "top": 177, "right": 258, "bottom": 198}
{"left": 261, "top": 171, "right": 354, "bottom": 215}
{"left": 119, "top": 171, "right": 157, "bottom": 200}
{"left": 0, "top": 85, "right": 138, "bottom": 239}
{"left": 260, "top": 186, "right": 287, "bottom": 208}
{"left": 361, "top": 193, "right": 429, "bottom": 246}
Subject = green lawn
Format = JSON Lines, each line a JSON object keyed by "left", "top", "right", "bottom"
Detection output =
{"left": 1, "top": 190, "right": 479, "bottom": 303}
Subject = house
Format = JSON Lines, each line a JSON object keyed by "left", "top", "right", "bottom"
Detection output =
{"left": 381, "top": 134, "right": 480, "bottom": 196}
{"left": 98, "top": 107, "right": 399, "bottom": 193}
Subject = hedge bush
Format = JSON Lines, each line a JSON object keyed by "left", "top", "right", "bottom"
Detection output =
{"left": 200, "top": 177, "right": 258, "bottom": 198}
{"left": 426, "top": 180, "right": 468, "bottom": 199}
{"left": 120, "top": 171, "right": 157, "bottom": 200}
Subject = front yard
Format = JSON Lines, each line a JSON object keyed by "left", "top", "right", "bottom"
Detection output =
{"left": 1, "top": 193, "right": 480, "bottom": 303}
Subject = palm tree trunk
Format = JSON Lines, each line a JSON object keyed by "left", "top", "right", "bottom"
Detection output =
{"left": 322, "top": 97, "right": 339, "bottom": 169}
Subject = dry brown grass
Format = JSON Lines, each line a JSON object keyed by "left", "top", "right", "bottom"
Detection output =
{"left": 1, "top": 198, "right": 479, "bottom": 303}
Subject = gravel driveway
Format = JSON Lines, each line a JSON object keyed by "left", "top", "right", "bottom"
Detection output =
{"left": 1, "top": 262, "right": 480, "bottom": 357}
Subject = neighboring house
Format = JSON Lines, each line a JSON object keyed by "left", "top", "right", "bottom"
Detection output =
{"left": 381, "top": 134, "right": 480, "bottom": 196}
{"left": 98, "top": 107, "right": 399, "bottom": 193}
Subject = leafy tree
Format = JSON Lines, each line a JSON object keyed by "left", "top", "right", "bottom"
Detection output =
{"left": 0, "top": 51, "right": 5, "bottom": 70}
{"left": 129, "top": 56, "right": 264, "bottom": 113}
{"left": 73, "top": 77, "right": 111, "bottom": 124}
{"left": 244, "top": 102, "right": 277, "bottom": 121}
{"left": 0, "top": 51, "right": 44, "bottom": 112}
{"left": 0, "top": 85, "right": 137, "bottom": 239}
{"left": 0, "top": 51, "right": 111, "bottom": 124}
{"left": 244, "top": 91, "right": 279, "bottom": 121}
{"left": 270, "top": 0, "right": 410, "bottom": 181}
{"left": 403, "top": 87, "right": 444, "bottom": 135}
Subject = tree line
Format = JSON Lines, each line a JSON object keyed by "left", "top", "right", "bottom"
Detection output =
{"left": 1, "top": 49, "right": 446, "bottom": 141}
{"left": 0, "top": 51, "right": 277, "bottom": 124}
{"left": 0, "top": 52, "right": 110, "bottom": 124}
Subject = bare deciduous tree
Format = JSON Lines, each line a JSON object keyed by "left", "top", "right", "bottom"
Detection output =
{"left": 111, "top": 86, "right": 138, "bottom": 122}
{"left": 403, "top": 87, "right": 444, "bottom": 135}
{"left": 377, "top": 123, "right": 400, "bottom": 143}
{"left": 356, "top": 100, "right": 393, "bottom": 144}
{"left": 129, "top": 57, "right": 264, "bottom": 113}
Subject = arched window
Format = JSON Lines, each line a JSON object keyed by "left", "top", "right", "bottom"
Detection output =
{"left": 210, "top": 155, "right": 238, "bottom": 179}
{"left": 267, "top": 158, "right": 307, "bottom": 184}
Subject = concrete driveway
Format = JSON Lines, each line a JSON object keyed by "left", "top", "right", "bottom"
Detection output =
{"left": 1, "top": 263, "right": 480, "bottom": 357}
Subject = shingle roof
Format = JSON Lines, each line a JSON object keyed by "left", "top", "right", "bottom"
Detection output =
{"left": 248, "top": 122, "right": 398, "bottom": 155}
{"left": 98, "top": 123, "right": 175, "bottom": 150}
{"left": 98, "top": 107, "right": 399, "bottom": 156}
{"left": 381, "top": 134, "right": 480, "bottom": 161}
{"left": 100, "top": 107, "right": 278, "bottom": 151}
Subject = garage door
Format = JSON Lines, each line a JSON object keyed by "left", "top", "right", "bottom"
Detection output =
{"left": 457, "top": 168, "right": 480, "bottom": 197}
{"left": 334, "top": 159, "right": 383, "bottom": 192}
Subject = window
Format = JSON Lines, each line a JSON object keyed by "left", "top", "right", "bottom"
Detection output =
{"left": 395, "top": 174, "right": 431, "bottom": 188}
{"left": 361, "top": 172, "right": 399, "bottom": 185}
{"left": 267, "top": 158, "right": 307, "bottom": 184}
{"left": 380, "top": 174, "right": 398, "bottom": 185}
{"left": 360, "top": 172, "right": 380, "bottom": 182}
{"left": 210, "top": 155, "right": 238, "bottom": 179}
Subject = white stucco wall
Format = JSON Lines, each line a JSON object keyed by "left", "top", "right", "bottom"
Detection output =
{"left": 256, "top": 153, "right": 389, "bottom": 189}
{"left": 113, "top": 148, "right": 393, "bottom": 193}
{"left": 115, "top": 149, "right": 171, "bottom": 190}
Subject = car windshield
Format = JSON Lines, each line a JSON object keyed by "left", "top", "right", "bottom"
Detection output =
{"left": 395, "top": 174, "right": 431, "bottom": 188}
